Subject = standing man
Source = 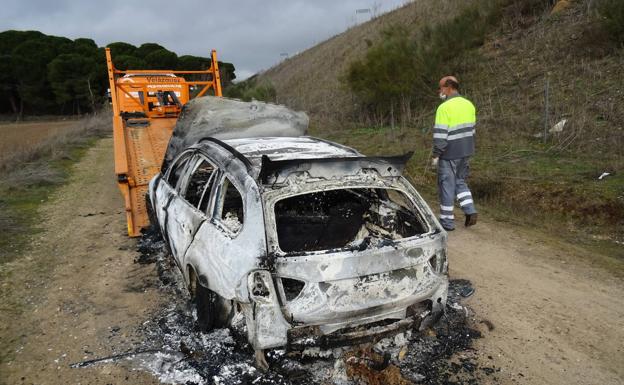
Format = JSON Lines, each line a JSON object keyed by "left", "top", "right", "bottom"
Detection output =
{"left": 431, "top": 75, "right": 478, "bottom": 231}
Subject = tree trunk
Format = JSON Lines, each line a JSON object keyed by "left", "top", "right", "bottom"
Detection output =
{"left": 9, "top": 94, "right": 18, "bottom": 114}
{"left": 87, "top": 77, "right": 96, "bottom": 114}
{"left": 18, "top": 98, "right": 24, "bottom": 121}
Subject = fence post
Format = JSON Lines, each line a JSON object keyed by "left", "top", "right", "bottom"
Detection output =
{"left": 543, "top": 75, "right": 550, "bottom": 143}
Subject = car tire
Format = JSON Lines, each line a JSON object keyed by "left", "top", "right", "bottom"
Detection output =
{"left": 193, "top": 277, "right": 233, "bottom": 331}
{"left": 194, "top": 277, "right": 217, "bottom": 331}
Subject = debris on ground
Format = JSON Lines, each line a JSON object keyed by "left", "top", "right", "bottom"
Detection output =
{"left": 135, "top": 226, "right": 166, "bottom": 265}
{"left": 549, "top": 119, "right": 567, "bottom": 134}
{"left": 598, "top": 172, "right": 611, "bottom": 180}
{"left": 70, "top": 230, "right": 500, "bottom": 384}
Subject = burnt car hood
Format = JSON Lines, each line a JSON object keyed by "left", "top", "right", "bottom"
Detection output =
{"left": 163, "top": 96, "right": 309, "bottom": 169}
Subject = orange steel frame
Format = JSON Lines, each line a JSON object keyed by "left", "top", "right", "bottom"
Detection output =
{"left": 106, "top": 48, "right": 222, "bottom": 237}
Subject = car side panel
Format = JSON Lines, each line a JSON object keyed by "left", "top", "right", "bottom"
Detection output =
{"left": 184, "top": 176, "right": 266, "bottom": 301}
{"left": 166, "top": 197, "right": 206, "bottom": 267}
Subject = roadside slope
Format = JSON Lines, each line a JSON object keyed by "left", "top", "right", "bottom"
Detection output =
{"left": 258, "top": 0, "right": 471, "bottom": 123}
{"left": 256, "top": 0, "right": 624, "bottom": 249}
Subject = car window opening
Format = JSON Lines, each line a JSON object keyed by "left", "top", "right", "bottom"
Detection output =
{"left": 184, "top": 159, "right": 215, "bottom": 209}
{"left": 219, "top": 178, "right": 244, "bottom": 233}
{"left": 198, "top": 173, "right": 217, "bottom": 214}
{"left": 274, "top": 188, "right": 428, "bottom": 253}
{"left": 167, "top": 155, "right": 191, "bottom": 188}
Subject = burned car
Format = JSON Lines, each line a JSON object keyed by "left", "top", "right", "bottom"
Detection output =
{"left": 146, "top": 97, "right": 449, "bottom": 367}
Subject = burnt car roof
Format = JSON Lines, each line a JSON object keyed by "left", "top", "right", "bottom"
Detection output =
{"left": 225, "top": 136, "right": 361, "bottom": 162}
{"left": 190, "top": 136, "right": 412, "bottom": 185}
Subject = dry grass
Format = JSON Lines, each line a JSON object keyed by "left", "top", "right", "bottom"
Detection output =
{"left": 0, "top": 111, "right": 111, "bottom": 262}
{"left": 464, "top": 0, "right": 624, "bottom": 158}
{"left": 0, "top": 120, "right": 80, "bottom": 163}
{"left": 0, "top": 113, "right": 110, "bottom": 176}
{"left": 258, "top": 0, "right": 478, "bottom": 125}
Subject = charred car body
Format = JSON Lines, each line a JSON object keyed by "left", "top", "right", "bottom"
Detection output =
{"left": 147, "top": 97, "right": 449, "bottom": 364}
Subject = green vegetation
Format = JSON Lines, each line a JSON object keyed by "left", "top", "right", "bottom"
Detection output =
{"left": 342, "top": 0, "right": 623, "bottom": 128}
{"left": 224, "top": 76, "right": 277, "bottom": 102}
{"left": 344, "top": 1, "right": 501, "bottom": 124}
{"left": 314, "top": 122, "right": 624, "bottom": 258}
{"left": 0, "top": 30, "right": 236, "bottom": 117}
{"left": 597, "top": 0, "right": 624, "bottom": 44}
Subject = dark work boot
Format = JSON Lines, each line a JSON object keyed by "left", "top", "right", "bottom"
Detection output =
{"left": 465, "top": 213, "right": 478, "bottom": 227}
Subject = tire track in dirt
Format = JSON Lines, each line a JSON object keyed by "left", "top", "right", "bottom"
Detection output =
{"left": 448, "top": 223, "right": 624, "bottom": 384}
{"left": 0, "top": 137, "right": 163, "bottom": 385}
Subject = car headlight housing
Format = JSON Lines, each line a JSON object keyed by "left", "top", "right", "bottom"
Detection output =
{"left": 428, "top": 249, "right": 448, "bottom": 274}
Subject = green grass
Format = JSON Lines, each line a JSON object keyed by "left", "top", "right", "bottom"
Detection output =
{"left": 223, "top": 77, "right": 277, "bottom": 103}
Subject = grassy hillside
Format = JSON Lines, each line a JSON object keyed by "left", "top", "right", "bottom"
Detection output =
{"left": 259, "top": 0, "right": 474, "bottom": 123}
{"left": 257, "top": 0, "right": 624, "bottom": 255}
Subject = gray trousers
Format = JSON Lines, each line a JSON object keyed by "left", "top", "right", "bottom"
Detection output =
{"left": 437, "top": 157, "right": 477, "bottom": 229}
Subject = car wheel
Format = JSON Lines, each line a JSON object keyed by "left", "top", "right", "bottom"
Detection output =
{"left": 193, "top": 277, "right": 233, "bottom": 331}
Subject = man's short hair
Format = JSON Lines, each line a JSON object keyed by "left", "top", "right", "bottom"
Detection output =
{"left": 444, "top": 78, "right": 460, "bottom": 90}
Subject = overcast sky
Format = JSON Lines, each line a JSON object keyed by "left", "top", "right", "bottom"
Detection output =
{"left": 1, "top": 0, "right": 409, "bottom": 80}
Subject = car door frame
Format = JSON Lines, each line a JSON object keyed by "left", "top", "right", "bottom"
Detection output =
{"left": 154, "top": 149, "right": 195, "bottom": 254}
{"left": 182, "top": 151, "right": 267, "bottom": 301}
{"left": 178, "top": 153, "right": 223, "bottom": 270}
{"left": 157, "top": 150, "right": 221, "bottom": 269}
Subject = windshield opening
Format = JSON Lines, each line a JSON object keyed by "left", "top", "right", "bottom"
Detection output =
{"left": 274, "top": 188, "right": 428, "bottom": 253}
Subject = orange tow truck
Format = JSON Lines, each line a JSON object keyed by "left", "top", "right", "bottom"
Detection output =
{"left": 105, "top": 48, "right": 223, "bottom": 236}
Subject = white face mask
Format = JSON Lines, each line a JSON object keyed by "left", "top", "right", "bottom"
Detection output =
{"left": 439, "top": 93, "right": 447, "bottom": 100}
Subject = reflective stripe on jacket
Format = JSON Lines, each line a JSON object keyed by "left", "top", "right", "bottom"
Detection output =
{"left": 432, "top": 95, "right": 476, "bottom": 160}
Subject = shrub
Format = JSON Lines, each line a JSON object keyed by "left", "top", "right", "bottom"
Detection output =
{"left": 345, "top": 26, "right": 421, "bottom": 121}
{"left": 597, "top": 0, "right": 624, "bottom": 45}
{"left": 224, "top": 77, "right": 276, "bottom": 103}
{"left": 344, "top": 1, "right": 502, "bottom": 124}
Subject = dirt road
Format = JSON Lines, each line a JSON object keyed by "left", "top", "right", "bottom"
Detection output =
{"left": 1, "top": 137, "right": 622, "bottom": 384}
{"left": 0, "top": 137, "right": 162, "bottom": 385}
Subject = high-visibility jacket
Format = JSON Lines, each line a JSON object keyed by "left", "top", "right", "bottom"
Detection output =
{"left": 432, "top": 94, "right": 476, "bottom": 160}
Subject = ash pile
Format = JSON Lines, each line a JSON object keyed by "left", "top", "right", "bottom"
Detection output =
{"left": 129, "top": 232, "right": 500, "bottom": 385}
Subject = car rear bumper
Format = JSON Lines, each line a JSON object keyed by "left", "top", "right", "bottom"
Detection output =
{"left": 245, "top": 279, "right": 447, "bottom": 350}
{"left": 287, "top": 298, "right": 442, "bottom": 351}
